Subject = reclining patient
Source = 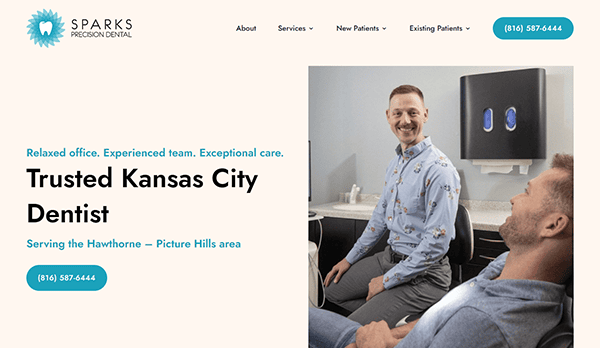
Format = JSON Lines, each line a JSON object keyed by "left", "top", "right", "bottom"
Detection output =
{"left": 310, "top": 153, "right": 573, "bottom": 348}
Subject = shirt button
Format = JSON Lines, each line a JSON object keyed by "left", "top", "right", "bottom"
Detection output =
{"left": 469, "top": 282, "right": 475, "bottom": 287}
{"left": 388, "top": 216, "right": 392, "bottom": 221}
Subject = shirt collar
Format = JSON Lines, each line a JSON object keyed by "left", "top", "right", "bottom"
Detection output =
{"left": 476, "top": 252, "right": 566, "bottom": 303}
{"left": 395, "top": 136, "right": 432, "bottom": 160}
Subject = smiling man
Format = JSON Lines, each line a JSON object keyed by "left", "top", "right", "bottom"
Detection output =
{"left": 311, "top": 153, "right": 574, "bottom": 348}
{"left": 323, "top": 85, "right": 461, "bottom": 327}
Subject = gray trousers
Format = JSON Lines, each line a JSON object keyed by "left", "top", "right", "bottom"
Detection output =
{"left": 325, "top": 246, "right": 451, "bottom": 328}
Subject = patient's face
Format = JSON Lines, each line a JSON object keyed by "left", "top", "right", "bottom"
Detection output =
{"left": 499, "top": 169, "right": 561, "bottom": 248}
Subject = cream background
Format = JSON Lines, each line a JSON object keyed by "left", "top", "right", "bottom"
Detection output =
{"left": 0, "top": 1, "right": 594, "bottom": 347}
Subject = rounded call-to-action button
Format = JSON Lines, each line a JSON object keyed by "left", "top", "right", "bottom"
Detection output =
{"left": 27, "top": 265, "right": 107, "bottom": 291}
{"left": 493, "top": 17, "right": 573, "bottom": 40}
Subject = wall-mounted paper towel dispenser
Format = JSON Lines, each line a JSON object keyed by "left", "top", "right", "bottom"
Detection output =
{"left": 460, "top": 68, "right": 546, "bottom": 162}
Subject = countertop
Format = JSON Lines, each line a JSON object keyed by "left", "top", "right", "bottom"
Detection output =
{"left": 309, "top": 195, "right": 511, "bottom": 232}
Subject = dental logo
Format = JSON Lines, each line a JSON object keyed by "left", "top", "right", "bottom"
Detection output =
{"left": 27, "top": 9, "right": 65, "bottom": 47}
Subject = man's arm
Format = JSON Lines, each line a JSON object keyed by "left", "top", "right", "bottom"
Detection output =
{"left": 345, "top": 194, "right": 391, "bottom": 264}
{"left": 328, "top": 159, "right": 397, "bottom": 287}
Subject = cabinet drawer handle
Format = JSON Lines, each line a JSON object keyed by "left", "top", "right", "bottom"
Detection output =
{"left": 479, "top": 255, "right": 496, "bottom": 261}
{"left": 479, "top": 238, "right": 504, "bottom": 243}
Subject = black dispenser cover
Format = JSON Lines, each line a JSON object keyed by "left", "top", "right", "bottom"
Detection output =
{"left": 460, "top": 68, "right": 546, "bottom": 160}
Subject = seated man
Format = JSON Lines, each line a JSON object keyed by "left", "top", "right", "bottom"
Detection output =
{"left": 325, "top": 85, "right": 461, "bottom": 328}
{"left": 310, "top": 153, "right": 573, "bottom": 348}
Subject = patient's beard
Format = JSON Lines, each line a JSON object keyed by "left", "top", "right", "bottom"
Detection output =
{"left": 498, "top": 212, "right": 542, "bottom": 249}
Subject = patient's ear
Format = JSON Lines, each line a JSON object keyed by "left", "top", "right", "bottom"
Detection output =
{"left": 540, "top": 212, "right": 571, "bottom": 238}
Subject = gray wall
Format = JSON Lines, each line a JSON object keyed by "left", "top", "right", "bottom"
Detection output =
{"left": 309, "top": 66, "right": 573, "bottom": 206}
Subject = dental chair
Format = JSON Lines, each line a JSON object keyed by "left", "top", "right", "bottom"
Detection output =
{"left": 446, "top": 203, "right": 474, "bottom": 288}
{"left": 536, "top": 277, "right": 573, "bottom": 348}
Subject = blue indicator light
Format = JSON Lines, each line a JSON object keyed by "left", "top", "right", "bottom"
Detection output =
{"left": 506, "top": 107, "right": 517, "bottom": 131}
{"left": 483, "top": 108, "right": 493, "bottom": 132}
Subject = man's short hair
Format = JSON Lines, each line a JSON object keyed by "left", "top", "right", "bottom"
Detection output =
{"left": 548, "top": 153, "right": 574, "bottom": 219}
{"left": 389, "top": 85, "right": 424, "bottom": 103}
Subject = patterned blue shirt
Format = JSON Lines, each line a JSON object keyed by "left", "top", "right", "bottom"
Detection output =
{"left": 345, "top": 137, "right": 461, "bottom": 289}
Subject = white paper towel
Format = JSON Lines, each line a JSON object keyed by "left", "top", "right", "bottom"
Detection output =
{"left": 472, "top": 159, "right": 533, "bottom": 174}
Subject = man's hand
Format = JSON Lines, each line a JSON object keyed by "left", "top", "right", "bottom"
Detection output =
{"left": 390, "top": 319, "right": 419, "bottom": 339}
{"left": 366, "top": 275, "right": 385, "bottom": 301}
{"left": 324, "top": 258, "right": 351, "bottom": 287}
{"left": 355, "top": 320, "right": 401, "bottom": 348}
